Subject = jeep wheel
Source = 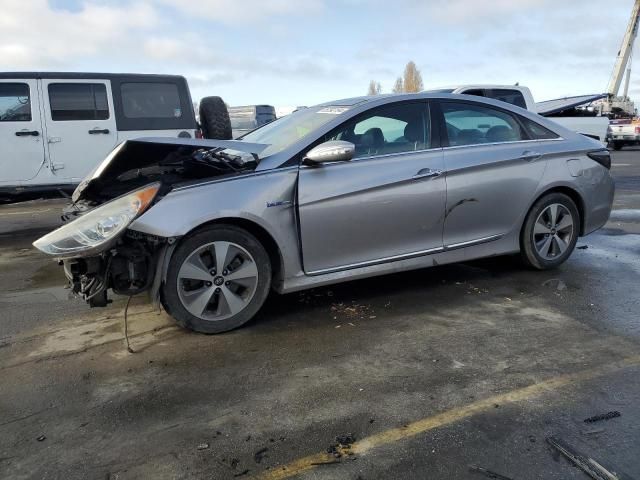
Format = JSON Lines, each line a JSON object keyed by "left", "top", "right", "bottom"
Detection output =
{"left": 199, "top": 96, "right": 232, "bottom": 140}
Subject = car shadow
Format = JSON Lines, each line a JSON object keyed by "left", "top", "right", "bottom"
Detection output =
{"left": 257, "top": 254, "right": 526, "bottom": 328}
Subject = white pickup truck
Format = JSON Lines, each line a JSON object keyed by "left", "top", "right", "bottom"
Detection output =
{"left": 607, "top": 119, "right": 640, "bottom": 150}
{"left": 425, "top": 85, "right": 610, "bottom": 143}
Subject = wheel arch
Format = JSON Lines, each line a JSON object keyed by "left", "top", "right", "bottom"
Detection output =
{"left": 523, "top": 185, "right": 586, "bottom": 238}
{"left": 182, "top": 217, "right": 285, "bottom": 288}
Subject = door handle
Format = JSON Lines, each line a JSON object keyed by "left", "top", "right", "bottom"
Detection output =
{"left": 413, "top": 168, "right": 442, "bottom": 180}
{"left": 519, "top": 150, "right": 542, "bottom": 162}
{"left": 88, "top": 128, "right": 110, "bottom": 134}
{"left": 15, "top": 130, "right": 40, "bottom": 137}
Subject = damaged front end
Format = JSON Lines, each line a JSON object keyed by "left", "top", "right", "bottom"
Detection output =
{"left": 34, "top": 137, "right": 268, "bottom": 307}
{"left": 60, "top": 231, "right": 165, "bottom": 307}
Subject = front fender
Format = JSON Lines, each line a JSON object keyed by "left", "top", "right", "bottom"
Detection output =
{"left": 128, "top": 167, "right": 303, "bottom": 283}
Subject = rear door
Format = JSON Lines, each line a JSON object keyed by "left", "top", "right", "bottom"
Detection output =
{"left": 0, "top": 79, "right": 46, "bottom": 182}
{"left": 41, "top": 79, "right": 117, "bottom": 182}
{"left": 439, "top": 100, "right": 549, "bottom": 247}
{"left": 298, "top": 101, "right": 446, "bottom": 274}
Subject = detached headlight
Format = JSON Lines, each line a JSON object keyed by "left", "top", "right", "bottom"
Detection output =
{"left": 33, "top": 183, "right": 160, "bottom": 258}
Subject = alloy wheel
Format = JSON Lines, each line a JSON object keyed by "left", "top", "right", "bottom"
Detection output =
{"left": 532, "top": 203, "right": 574, "bottom": 261}
{"left": 177, "top": 241, "right": 259, "bottom": 321}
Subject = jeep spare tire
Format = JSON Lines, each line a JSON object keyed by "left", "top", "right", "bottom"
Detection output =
{"left": 199, "top": 96, "right": 232, "bottom": 140}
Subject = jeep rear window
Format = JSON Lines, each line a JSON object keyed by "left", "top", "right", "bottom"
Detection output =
{"left": 48, "top": 83, "right": 109, "bottom": 121}
{"left": 121, "top": 83, "right": 182, "bottom": 119}
{"left": 0, "top": 83, "right": 31, "bottom": 122}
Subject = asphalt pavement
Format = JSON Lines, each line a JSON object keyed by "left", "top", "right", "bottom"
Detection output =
{"left": 1, "top": 149, "right": 639, "bottom": 480}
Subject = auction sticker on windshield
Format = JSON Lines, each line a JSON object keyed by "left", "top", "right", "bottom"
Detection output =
{"left": 318, "top": 107, "right": 350, "bottom": 114}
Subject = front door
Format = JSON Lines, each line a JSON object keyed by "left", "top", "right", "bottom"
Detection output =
{"left": 41, "top": 79, "right": 117, "bottom": 183}
{"left": 298, "top": 101, "right": 446, "bottom": 274}
{"left": 0, "top": 79, "right": 46, "bottom": 183}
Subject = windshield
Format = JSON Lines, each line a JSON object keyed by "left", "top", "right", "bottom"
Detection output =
{"left": 240, "top": 106, "right": 351, "bottom": 157}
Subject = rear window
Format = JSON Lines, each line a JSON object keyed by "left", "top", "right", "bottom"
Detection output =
{"left": 49, "top": 83, "right": 109, "bottom": 121}
{"left": 486, "top": 89, "right": 527, "bottom": 109}
{"left": 520, "top": 117, "right": 560, "bottom": 140}
{"left": 121, "top": 82, "right": 182, "bottom": 119}
{"left": 0, "top": 83, "right": 31, "bottom": 122}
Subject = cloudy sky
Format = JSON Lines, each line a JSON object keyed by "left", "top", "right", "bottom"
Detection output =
{"left": 1, "top": 0, "right": 638, "bottom": 107}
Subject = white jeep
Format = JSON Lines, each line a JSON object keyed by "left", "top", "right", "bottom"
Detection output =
{"left": 0, "top": 72, "right": 198, "bottom": 200}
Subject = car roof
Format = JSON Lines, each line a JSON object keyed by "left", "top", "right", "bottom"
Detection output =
{"left": 0, "top": 72, "right": 187, "bottom": 81}
{"left": 315, "top": 92, "right": 513, "bottom": 108}
{"left": 425, "top": 85, "right": 528, "bottom": 91}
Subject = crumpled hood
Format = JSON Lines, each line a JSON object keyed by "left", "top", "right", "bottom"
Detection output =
{"left": 72, "top": 137, "right": 269, "bottom": 203}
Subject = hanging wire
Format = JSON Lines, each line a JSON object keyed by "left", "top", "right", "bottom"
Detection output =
{"left": 124, "top": 296, "right": 135, "bottom": 354}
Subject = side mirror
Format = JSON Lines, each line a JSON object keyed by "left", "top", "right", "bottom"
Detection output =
{"left": 303, "top": 140, "right": 355, "bottom": 165}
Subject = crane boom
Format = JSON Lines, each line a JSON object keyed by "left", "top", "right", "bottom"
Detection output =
{"left": 607, "top": 0, "right": 640, "bottom": 96}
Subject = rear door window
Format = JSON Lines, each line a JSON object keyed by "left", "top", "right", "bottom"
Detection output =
{"left": 485, "top": 89, "right": 527, "bottom": 109}
{"left": 48, "top": 83, "right": 109, "bottom": 121}
{"left": 0, "top": 83, "right": 31, "bottom": 121}
{"left": 121, "top": 83, "right": 182, "bottom": 119}
{"left": 442, "top": 101, "right": 525, "bottom": 146}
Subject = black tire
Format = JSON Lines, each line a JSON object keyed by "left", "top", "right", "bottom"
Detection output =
{"left": 162, "top": 225, "right": 271, "bottom": 334}
{"left": 613, "top": 141, "right": 623, "bottom": 151}
{"left": 520, "top": 193, "right": 579, "bottom": 270}
{"left": 199, "top": 96, "right": 232, "bottom": 140}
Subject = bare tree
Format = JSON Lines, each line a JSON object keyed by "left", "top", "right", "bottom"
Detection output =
{"left": 402, "top": 61, "right": 423, "bottom": 93}
{"left": 367, "top": 80, "right": 382, "bottom": 95}
{"left": 392, "top": 77, "right": 404, "bottom": 93}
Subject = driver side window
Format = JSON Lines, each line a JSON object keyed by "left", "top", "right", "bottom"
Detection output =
{"left": 326, "top": 102, "right": 429, "bottom": 159}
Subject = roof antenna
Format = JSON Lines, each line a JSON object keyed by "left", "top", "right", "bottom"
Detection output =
{"left": 515, "top": 82, "right": 520, "bottom": 86}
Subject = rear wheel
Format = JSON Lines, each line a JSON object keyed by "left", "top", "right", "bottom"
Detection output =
{"left": 612, "top": 141, "right": 623, "bottom": 151}
{"left": 520, "top": 193, "right": 579, "bottom": 270}
{"left": 162, "top": 225, "right": 271, "bottom": 333}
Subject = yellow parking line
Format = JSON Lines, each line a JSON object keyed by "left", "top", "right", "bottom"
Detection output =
{"left": 257, "top": 355, "right": 640, "bottom": 480}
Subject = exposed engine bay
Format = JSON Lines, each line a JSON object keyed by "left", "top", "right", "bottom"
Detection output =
{"left": 59, "top": 138, "right": 266, "bottom": 306}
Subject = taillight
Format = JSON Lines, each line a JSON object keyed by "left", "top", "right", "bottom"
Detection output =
{"left": 635, "top": 126, "right": 640, "bottom": 134}
{"left": 195, "top": 129, "right": 203, "bottom": 139}
{"left": 587, "top": 150, "right": 611, "bottom": 170}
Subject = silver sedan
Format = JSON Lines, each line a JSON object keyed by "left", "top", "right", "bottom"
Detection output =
{"left": 34, "top": 93, "right": 614, "bottom": 333}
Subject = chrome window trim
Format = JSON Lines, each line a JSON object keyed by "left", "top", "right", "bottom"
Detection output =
{"left": 299, "top": 137, "right": 565, "bottom": 169}
{"left": 306, "top": 234, "right": 504, "bottom": 276}
{"left": 442, "top": 137, "right": 564, "bottom": 151}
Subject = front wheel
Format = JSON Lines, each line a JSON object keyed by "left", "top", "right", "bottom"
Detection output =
{"left": 520, "top": 193, "right": 579, "bottom": 270}
{"left": 162, "top": 225, "right": 271, "bottom": 333}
